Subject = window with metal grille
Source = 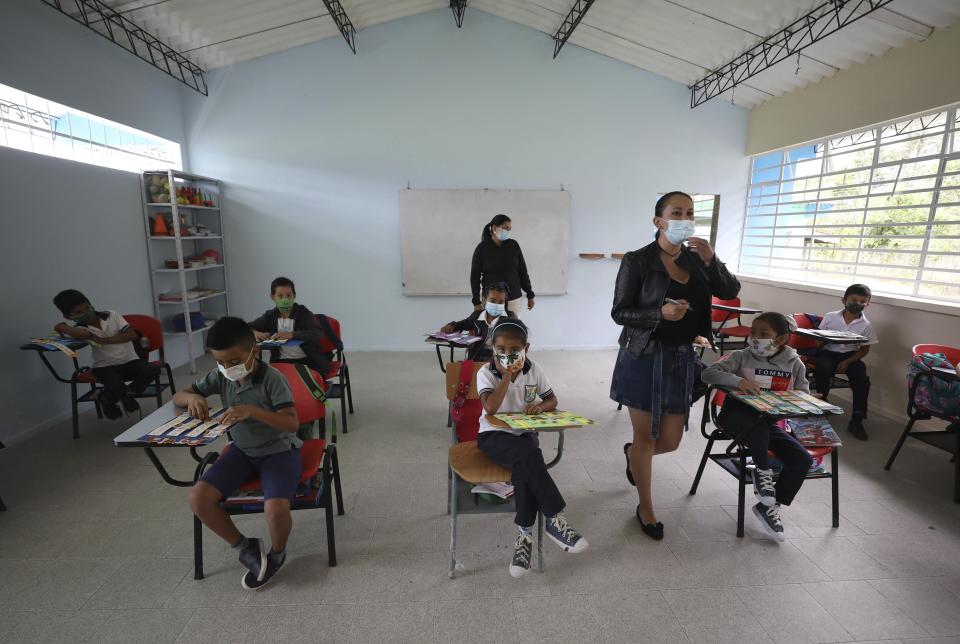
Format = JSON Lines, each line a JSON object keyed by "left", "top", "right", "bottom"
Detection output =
{"left": 693, "top": 194, "right": 719, "bottom": 247}
{"left": 0, "top": 82, "right": 181, "bottom": 174}
{"left": 739, "top": 105, "right": 960, "bottom": 303}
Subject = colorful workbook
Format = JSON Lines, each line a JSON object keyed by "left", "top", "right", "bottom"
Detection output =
{"left": 493, "top": 411, "right": 595, "bottom": 430}
{"left": 24, "top": 336, "right": 88, "bottom": 357}
{"left": 258, "top": 338, "right": 303, "bottom": 348}
{"left": 785, "top": 417, "right": 843, "bottom": 447}
{"left": 729, "top": 390, "right": 843, "bottom": 417}
{"left": 804, "top": 329, "right": 867, "bottom": 340}
{"left": 135, "top": 407, "right": 236, "bottom": 446}
{"left": 425, "top": 332, "right": 483, "bottom": 345}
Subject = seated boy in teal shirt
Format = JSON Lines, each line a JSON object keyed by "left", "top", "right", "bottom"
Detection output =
{"left": 174, "top": 317, "right": 300, "bottom": 590}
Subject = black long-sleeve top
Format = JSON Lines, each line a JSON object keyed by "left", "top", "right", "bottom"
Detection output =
{"left": 469, "top": 239, "right": 534, "bottom": 305}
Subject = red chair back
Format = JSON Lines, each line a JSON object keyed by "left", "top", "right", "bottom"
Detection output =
{"left": 712, "top": 297, "right": 742, "bottom": 323}
{"left": 315, "top": 314, "right": 344, "bottom": 355}
{"left": 271, "top": 363, "right": 328, "bottom": 425}
{"left": 712, "top": 389, "right": 727, "bottom": 407}
{"left": 913, "top": 344, "right": 960, "bottom": 366}
{"left": 787, "top": 313, "right": 820, "bottom": 351}
{"left": 124, "top": 314, "right": 165, "bottom": 358}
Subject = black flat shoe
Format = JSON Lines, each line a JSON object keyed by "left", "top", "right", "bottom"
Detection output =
{"left": 624, "top": 443, "right": 635, "bottom": 486}
{"left": 636, "top": 506, "right": 664, "bottom": 540}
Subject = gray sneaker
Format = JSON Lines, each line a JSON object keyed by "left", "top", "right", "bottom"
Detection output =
{"left": 752, "top": 468, "right": 776, "bottom": 507}
{"left": 509, "top": 532, "right": 533, "bottom": 578}
{"left": 752, "top": 502, "right": 785, "bottom": 542}
{"left": 544, "top": 515, "right": 588, "bottom": 553}
{"left": 237, "top": 537, "right": 267, "bottom": 583}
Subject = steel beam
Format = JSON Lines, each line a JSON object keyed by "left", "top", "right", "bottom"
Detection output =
{"left": 450, "top": 0, "right": 467, "bottom": 29}
{"left": 689, "top": 0, "right": 895, "bottom": 108}
{"left": 321, "top": 0, "right": 357, "bottom": 54}
{"left": 40, "top": 0, "right": 207, "bottom": 95}
{"left": 552, "top": 0, "right": 596, "bottom": 59}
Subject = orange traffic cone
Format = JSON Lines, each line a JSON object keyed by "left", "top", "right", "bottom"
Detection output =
{"left": 152, "top": 215, "right": 169, "bottom": 236}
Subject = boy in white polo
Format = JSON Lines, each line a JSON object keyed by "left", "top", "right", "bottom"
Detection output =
{"left": 814, "top": 283, "right": 878, "bottom": 440}
{"left": 53, "top": 289, "right": 160, "bottom": 420}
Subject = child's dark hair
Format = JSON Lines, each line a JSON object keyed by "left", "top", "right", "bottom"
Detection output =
{"left": 754, "top": 311, "right": 795, "bottom": 338}
{"left": 655, "top": 191, "right": 692, "bottom": 218}
{"left": 53, "top": 289, "right": 90, "bottom": 316}
{"left": 481, "top": 214, "right": 511, "bottom": 243}
{"left": 483, "top": 281, "right": 511, "bottom": 299}
{"left": 844, "top": 283, "right": 871, "bottom": 299}
{"left": 491, "top": 318, "right": 528, "bottom": 344}
{"left": 270, "top": 276, "right": 295, "bottom": 295}
{"left": 206, "top": 316, "right": 256, "bottom": 351}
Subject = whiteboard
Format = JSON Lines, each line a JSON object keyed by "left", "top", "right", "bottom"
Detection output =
{"left": 399, "top": 189, "right": 570, "bottom": 296}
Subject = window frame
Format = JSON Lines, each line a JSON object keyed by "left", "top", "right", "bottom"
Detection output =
{"left": 739, "top": 105, "right": 960, "bottom": 304}
{"left": 0, "top": 82, "right": 181, "bottom": 174}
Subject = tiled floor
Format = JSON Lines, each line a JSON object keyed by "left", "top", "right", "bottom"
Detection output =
{"left": 2, "top": 349, "right": 960, "bottom": 643}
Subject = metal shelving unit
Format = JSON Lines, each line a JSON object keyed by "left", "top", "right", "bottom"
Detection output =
{"left": 140, "top": 170, "right": 229, "bottom": 373}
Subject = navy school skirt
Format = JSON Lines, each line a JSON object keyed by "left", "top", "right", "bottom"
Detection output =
{"left": 610, "top": 341, "right": 696, "bottom": 438}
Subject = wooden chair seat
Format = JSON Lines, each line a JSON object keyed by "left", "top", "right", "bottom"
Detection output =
{"left": 449, "top": 440, "right": 511, "bottom": 484}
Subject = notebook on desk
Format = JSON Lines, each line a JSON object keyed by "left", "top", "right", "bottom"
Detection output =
{"left": 134, "top": 407, "right": 237, "bottom": 446}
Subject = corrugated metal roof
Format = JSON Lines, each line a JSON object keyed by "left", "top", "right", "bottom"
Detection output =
{"left": 83, "top": 0, "right": 960, "bottom": 107}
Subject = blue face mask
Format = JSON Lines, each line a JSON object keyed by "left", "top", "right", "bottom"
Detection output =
{"left": 485, "top": 302, "right": 505, "bottom": 318}
{"left": 497, "top": 228, "right": 510, "bottom": 242}
{"left": 663, "top": 219, "right": 695, "bottom": 245}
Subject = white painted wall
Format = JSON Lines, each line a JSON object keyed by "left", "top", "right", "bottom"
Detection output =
{"left": 735, "top": 276, "right": 960, "bottom": 428}
{"left": 0, "top": 0, "right": 190, "bottom": 443}
{"left": 183, "top": 9, "right": 749, "bottom": 351}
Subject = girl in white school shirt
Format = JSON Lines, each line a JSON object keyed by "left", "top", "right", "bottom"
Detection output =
{"left": 475, "top": 319, "right": 588, "bottom": 578}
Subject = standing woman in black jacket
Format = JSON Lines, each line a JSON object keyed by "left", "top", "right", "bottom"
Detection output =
{"left": 610, "top": 192, "right": 740, "bottom": 540}
{"left": 470, "top": 214, "right": 535, "bottom": 317}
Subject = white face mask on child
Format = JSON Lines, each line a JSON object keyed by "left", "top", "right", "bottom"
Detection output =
{"left": 747, "top": 338, "right": 778, "bottom": 357}
{"left": 218, "top": 350, "right": 254, "bottom": 382}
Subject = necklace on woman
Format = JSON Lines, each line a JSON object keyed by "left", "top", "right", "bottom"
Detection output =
{"left": 660, "top": 246, "right": 681, "bottom": 261}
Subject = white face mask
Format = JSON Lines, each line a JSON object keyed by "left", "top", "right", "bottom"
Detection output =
{"left": 485, "top": 302, "right": 505, "bottom": 318}
{"left": 218, "top": 350, "right": 254, "bottom": 382}
{"left": 663, "top": 219, "right": 695, "bottom": 245}
{"left": 497, "top": 227, "right": 510, "bottom": 242}
{"left": 747, "top": 338, "right": 778, "bottom": 357}
{"left": 496, "top": 348, "right": 525, "bottom": 369}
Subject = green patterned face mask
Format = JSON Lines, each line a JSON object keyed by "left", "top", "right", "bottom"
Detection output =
{"left": 274, "top": 297, "right": 294, "bottom": 311}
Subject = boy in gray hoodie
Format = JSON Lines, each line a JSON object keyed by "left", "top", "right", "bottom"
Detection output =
{"left": 702, "top": 312, "right": 813, "bottom": 542}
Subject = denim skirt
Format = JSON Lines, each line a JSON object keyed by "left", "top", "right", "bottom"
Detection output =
{"left": 610, "top": 342, "right": 695, "bottom": 436}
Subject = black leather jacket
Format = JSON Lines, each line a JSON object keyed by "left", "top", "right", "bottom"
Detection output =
{"left": 612, "top": 241, "right": 741, "bottom": 357}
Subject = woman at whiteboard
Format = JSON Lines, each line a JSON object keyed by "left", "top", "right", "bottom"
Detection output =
{"left": 610, "top": 192, "right": 740, "bottom": 540}
{"left": 470, "top": 214, "right": 535, "bottom": 317}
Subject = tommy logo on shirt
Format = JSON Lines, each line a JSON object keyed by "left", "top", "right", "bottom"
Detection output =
{"left": 524, "top": 385, "right": 538, "bottom": 403}
{"left": 748, "top": 368, "right": 792, "bottom": 391}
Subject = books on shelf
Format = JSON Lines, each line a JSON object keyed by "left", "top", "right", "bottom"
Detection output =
{"left": 728, "top": 390, "right": 843, "bottom": 417}
{"left": 159, "top": 288, "right": 221, "bottom": 302}
{"left": 785, "top": 417, "right": 843, "bottom": 447}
